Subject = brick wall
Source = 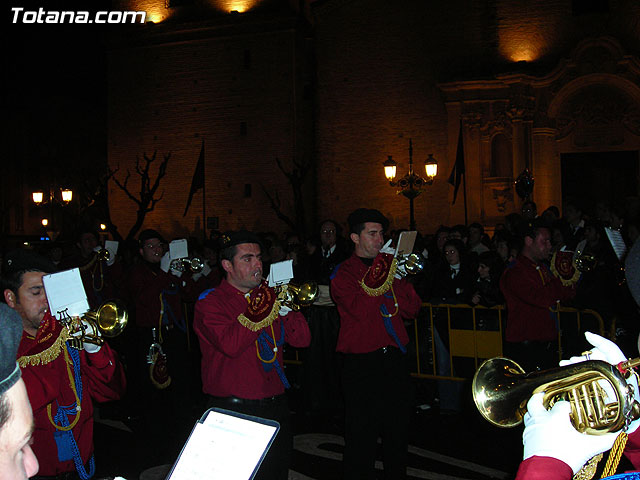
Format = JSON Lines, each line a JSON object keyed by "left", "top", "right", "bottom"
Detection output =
{"left": 106, "top": 0, "right": 640, "bottom": 241}
{"left": 108, "top": 13, "right": 314, "bottom": 240}
{"left": 311, "top": 0, "right": 640, "bottom": 234}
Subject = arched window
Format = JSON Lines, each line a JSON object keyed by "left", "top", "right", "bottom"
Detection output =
{"left": 490, "top": 133, "right": 513, "bottom": 177}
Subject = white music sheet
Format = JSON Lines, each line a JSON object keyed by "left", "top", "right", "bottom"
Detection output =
{"left": 170, "top": 239, "right": 189, "bottom": 260}
{"left": 395, "top": 231, "right": 417, "bottom": 257}
{"left": 105, "top": 239, "right": 119, "bottom": 257}
{"left": 42, "top": 268, "right": 89, "bottom": 320}
{"left": 604, "top": 227, "right": 627, "bottom": 262}
{"left": 267, "top": 259, "right": 294, "bottom": 287}
{"left": 167, "top": 409, "right": 278, "bottom": 480}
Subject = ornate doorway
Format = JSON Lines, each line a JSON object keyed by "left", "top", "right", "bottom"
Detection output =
{"left": 561, "top": 151, "right": 639, "bottom": 212}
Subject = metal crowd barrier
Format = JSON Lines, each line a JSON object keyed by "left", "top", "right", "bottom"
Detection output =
{"left": 409, "top": 302, "right": 605, "bottom": 381}
{"left": 282, "top": 303, "right": 605, "bottom": 382}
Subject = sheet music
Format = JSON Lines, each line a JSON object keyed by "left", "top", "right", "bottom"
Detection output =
{"left": 105, "top": 240, "right": 119, "bottom": 257}
{"left": 267, "top": 260, "right": 294, "bottom": 287}
{"left": 604, "top": 227, "right": 627, "bottom": 262}
{"left": 168, "top": 410, "right": 278, "bottom": 480}
{"left": 395, "top": 231, "right": 417, "bottom": 257}
{"left": 42, "top": 268, "right": 90, "bottom": 320}
{"left": 170, "top": 239, "right": 189, "bottom": 260}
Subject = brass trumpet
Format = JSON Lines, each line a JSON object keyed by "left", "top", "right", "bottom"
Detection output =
{"left": 96, "top": 248, "right": 111, "bottom": 263}
{"left": 472, "top": 357, "right": 640, "bottom": 435}
{"left": 276, "top": 281, "right": 318, "bottom": 311}
{"left": 170, "top": 257, "right": 204, "bottom": 273}
{"left": 71, "top": 300, "right": 129, "bottom": 346}
{"left": 575, "top": 251, "right": 597, "bottom": 273}
{"left": 395, "top": 252, "right": 425, "bottom": 276}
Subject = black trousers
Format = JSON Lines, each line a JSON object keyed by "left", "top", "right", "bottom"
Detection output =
{"left": 341, "top": 348, "right": 412, "bottom": 480}
{"left": 302, "top": 305, "right": 342, "bottom": 413}
{"left": 206, "top": 394, "right": 291, "bottom": 480}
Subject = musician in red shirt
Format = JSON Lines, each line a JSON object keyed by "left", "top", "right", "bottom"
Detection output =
{"left": 500, "top": 219, "right": 575, "bottom": 371}
{"left": 331, "top": 208, "right": 422, "bottom": 480}
{"left": 194, "top": 230, "right": 310, "bottom": 480}
{"left": 2, "top": 249, "right": 125, "bottom": 479}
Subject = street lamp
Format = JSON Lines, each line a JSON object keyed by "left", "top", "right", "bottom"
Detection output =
{"left": 383, "top": 139, "right": 437, "bottom": 231}
{"left": 31, "top": 187, "right": 74, "bottom": 240}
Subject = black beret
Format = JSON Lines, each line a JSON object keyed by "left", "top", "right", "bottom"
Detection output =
{"left": 3, "top": 248, "right": 56, "bottom": 276}
{"left": 220, "top": 230, "right": 263, "bottom": 250}
{"left": 0, "top": 304, "right": 23, "bottom": 396}
{"left": 347, "top": 208, "right": 389, "bottom": 233}
{"left": 138, "top": 229, "right": 165, "bottom": 246}
{"left": 625, "top": 238, "right": 640, "bottom": 306}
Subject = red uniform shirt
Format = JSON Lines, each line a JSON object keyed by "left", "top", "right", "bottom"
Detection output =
{"left": 500, "top": 255, "right": 575, "bottom": 343}
{"left": 126, "top": 261, "right": 196, "bottom": 329}
{"left": 18, "top": 318, "right": 125, "bottom": 476}
{"left": 330, "top": 253, "right": 422, "bottom": 354}
{"left": 194, "top": 279, "right": 311, "bottom": 399}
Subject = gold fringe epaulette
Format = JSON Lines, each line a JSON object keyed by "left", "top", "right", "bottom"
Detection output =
{"left": 18, "top": 329, "right": 71, "bottom": 367}
{"left": 360, "top": 258, "right": 398, "bottom": 297}
{"left": 237, "top": 301, "right": 281, "bottom": 332}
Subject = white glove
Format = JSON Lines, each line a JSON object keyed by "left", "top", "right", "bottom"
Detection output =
{"left": 559, "top": 331, "right": 640, "bottom": 433}
{"left": 160, "top": 252, "right": 171, "bottom": 272}
{"left": 71, "top": 319, "right": 102, "bottom": 354}
{"left": 394, "top": 263, "right": 407, "bottom": 279}
{"left": 170, "top": 265, "right": 183, "bottom": 278}
{"left": 192, "top": 262, "right": 213, "bottom": 282}
{"left": 523, "top": 393, "right": 619, "bottom": 474}
{"left": 379, "top": 239, "right": 395, "bottom": 255}
{"left": 201, "top": 262, "right": 212, "bottom": 277}
{"left": 559, "top": 332, "right": 630, "bottom": 367}
{"left": 279, "top": 304, "right": 292, "bottom": 317}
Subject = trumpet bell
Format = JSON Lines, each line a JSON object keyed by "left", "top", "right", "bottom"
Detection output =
{"left": 472, "top": 357, "right": 527, "bottom": 428}
{"left": 396, "top": 252, "right": 425, "bottom": 276}
{"left": 97, "top": 249, "right": 111, "bottom": 262}
{"left": 83, "top": 300, "right": 129, "bottom": 341}
{"left": 277, "top": 282, "right": 319, "bottom": 310}
{"left": 293, "top": 282, "right": 318, "bottom": 307}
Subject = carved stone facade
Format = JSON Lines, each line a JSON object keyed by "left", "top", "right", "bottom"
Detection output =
{"left": 439, "top": 36, "right": 640, "bottom": 226}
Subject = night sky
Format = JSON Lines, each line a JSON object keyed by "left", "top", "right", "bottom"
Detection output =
{"left": 4, "top": 1, "right": 111, "bottom": 187}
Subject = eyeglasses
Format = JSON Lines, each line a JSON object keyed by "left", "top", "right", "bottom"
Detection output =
{"left": 444, "top": 249, "right": 457, "bottom": 255}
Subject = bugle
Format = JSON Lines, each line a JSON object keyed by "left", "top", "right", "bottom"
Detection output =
{"left": 395, "top": 252, "right": 425, "bottom": 276}
{"left": 472, "top": 356, "right": 640, "bottom": 435}
{"left": 170, "top": 257, "right": 204, "bottom": 273}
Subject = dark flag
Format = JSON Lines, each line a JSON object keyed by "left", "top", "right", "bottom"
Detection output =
{"left": 448, "top": 121, "right": 465, "bottom": 205}
{"left": 183, "top": 140, "right": 205, "bottom": 216}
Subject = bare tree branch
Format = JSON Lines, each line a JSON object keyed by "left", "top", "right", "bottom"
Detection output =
{"left": 261, "top": 183, "right": 296, "bottom": 231}
{"left": 109, "top": 150, "right": 171, "bottom": 241}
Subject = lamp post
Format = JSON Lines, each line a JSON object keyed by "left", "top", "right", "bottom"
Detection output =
{"left": 31, "top": 187, "right": 74, "bottom": 240}
{"left": 383, "top": 139, "right": 437, "bottom": 231}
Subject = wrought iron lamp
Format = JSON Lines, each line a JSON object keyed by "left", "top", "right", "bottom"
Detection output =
{"left": 383, "top": 139, "right": 437, "bottom": 230}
